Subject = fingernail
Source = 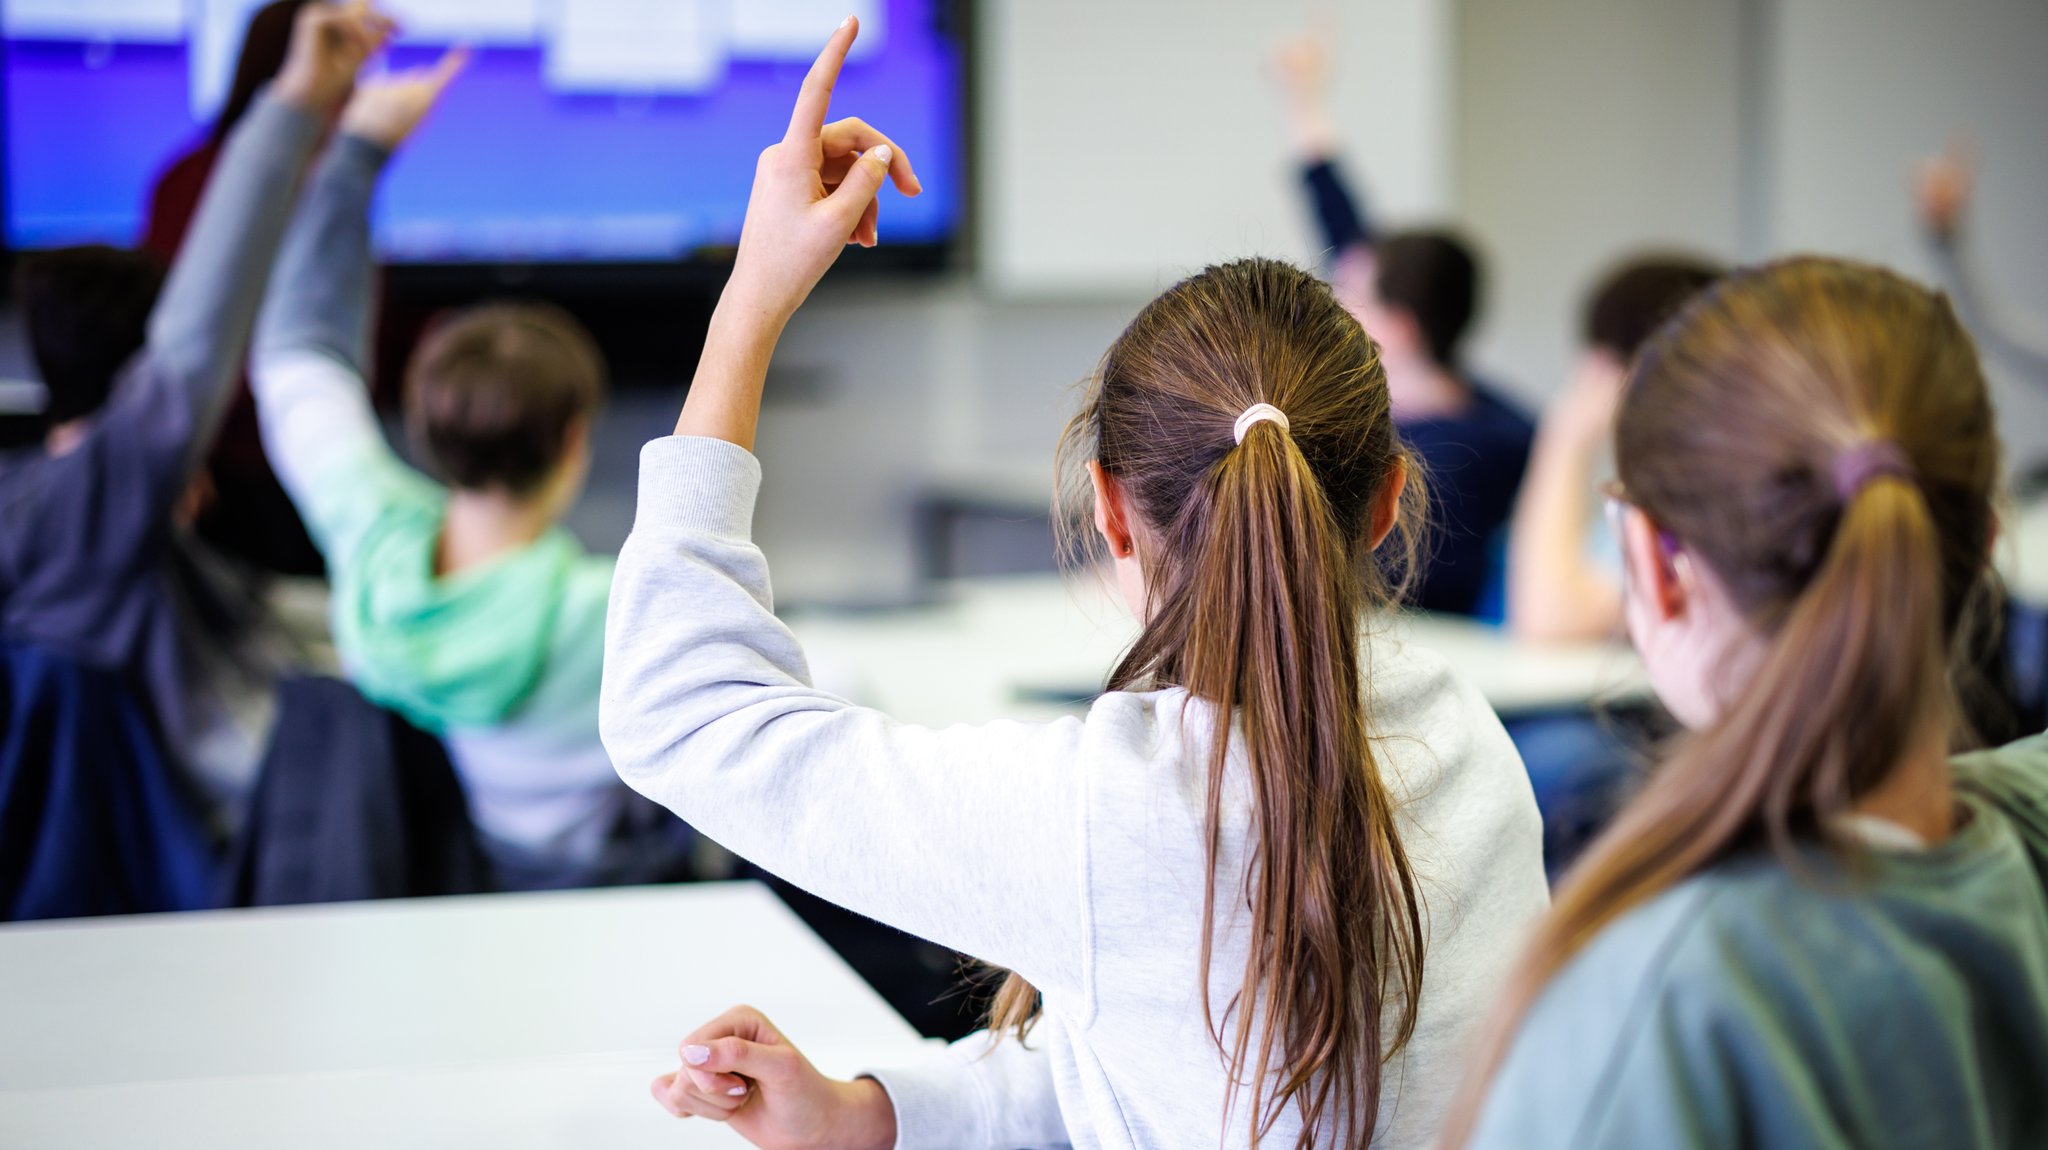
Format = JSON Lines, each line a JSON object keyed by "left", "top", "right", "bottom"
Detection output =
{"left": 840, "top": 15, "right": 855, "bottom": 28}
{"left": 871, "top": 145, "right": 892, "bottom": 166}
{"left": 682, "top": 1045, "right": 710, "bottom": 1066}
{"left": 727, "top": 1085, "right": 748, "bottom": 1097}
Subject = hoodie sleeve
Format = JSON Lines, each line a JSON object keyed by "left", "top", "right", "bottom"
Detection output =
{"left": 601, "top": 435, "right": 1092, "bottom": 1004}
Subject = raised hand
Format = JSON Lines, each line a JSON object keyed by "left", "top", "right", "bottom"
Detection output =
{"left": 727, "top": 16, "right": 922, "bottom": 328}
{"left": 1914, "top": 139, "right": 1977, "bottom": 241}
{"left": 341, "top": 46, "right": 470, "bottom": 149}
{"left": 650, "top": 1004, "right": 897, "bottom": 1150}
{"left": 1269, "top": 11, "right": 1339, "bottom": 158}
{"left": 273, "top": 0, "right": 396, "bottom": 115}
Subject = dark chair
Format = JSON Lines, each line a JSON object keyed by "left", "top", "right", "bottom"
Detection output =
{"left": 0, "top": 640, "right": 218, "bottom": 921}
{"left": 224, "top": 676, "right": 493, "bottom": 906}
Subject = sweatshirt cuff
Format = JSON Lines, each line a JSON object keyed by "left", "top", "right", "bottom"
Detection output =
{"left": 863, "top": 1052, "right": 991, "bottom": 1150}
{"left": 633, "top": 435, "right": 763, "bottom": 541}
{"left": 331, "top": 132, "right": 395, "bottom": 178}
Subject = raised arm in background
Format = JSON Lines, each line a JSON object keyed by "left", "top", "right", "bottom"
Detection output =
{"left": 1271, "top": 26, "right": 1375, "bottom": 311}
{"left": 250, "top": 48, "right": 467, "bottom": 564}
{"left": 1506, "top": 355, "right": 1626, "bottom": 642}
{"left": 1917, "top": 143, "right": 2048, "bottom": 381}
{"left": 113, "top": 1, "right": 390, "bottom": 493}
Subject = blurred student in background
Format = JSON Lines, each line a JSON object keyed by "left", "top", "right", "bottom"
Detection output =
{"left": 603, "top": 22, "right": 1544, "bottom": 1148}
{"left": 0, "top": 3, "right": 387, "bottom": 828}
{"left": 143, "top": 0, "right": 326, "bottom": 577}
{"left": 1445, "top": 258, "right": 2048, "bottom": 1149}
{"left": 1272, "top": 30, "right": 1533, "bottom": 617}
{"left": 1507, "top": 257, "right": 1723, "bottom": 643}
{"left": 1500, "top": 255, "right": 1723, "bottom": 879}
{"left": 248, "top": 48, "right": 692, "bottom": 890}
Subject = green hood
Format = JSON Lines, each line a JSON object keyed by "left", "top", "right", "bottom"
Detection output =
{"left": 333, "top": 500, "right": 578, "bottom": 732}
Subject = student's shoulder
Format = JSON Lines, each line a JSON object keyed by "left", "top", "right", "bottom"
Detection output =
{"left": 1366, "top": 631, "right": 1518, "bottom": 784}
{"left": 1476, "top": 876, "right": 1767, "bottom": 1148}
{"left": 1955, "top": 733, "right": 2048, "bottom": 846}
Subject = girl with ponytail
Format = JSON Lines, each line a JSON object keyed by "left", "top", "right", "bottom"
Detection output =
{"left": 1444, "top": 257, "right": 2048, "bottom": 1150}
{"left": 597, "top": 21, "right": 1546, "bottom": 1150}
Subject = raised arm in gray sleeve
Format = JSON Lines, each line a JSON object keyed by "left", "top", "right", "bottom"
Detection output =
{"left": 127, "top": 89, "right": 323, "bottom": 477}
{"left": 1931, "top": 231, "right": 2048, "bottom": 382}
{"left": 254, "top": 132, "right": 388, "bottom": 377}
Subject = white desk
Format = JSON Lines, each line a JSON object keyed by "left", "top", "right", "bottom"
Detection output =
{"left": 2004, "top": 496, "right": 2048, "bottom": 606}
{"left": 789, "top": 574, "right": 1648, "bottom": 726}
{"left": 0, "top": 883, "right": 930, "bottom": 1148}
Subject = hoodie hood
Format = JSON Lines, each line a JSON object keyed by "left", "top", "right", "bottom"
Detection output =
{"left": 333, "top": 500, "right": 578, "bottom": 732}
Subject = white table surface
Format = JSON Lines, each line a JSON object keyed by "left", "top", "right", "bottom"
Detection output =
{"left": 789, "top": 574, "right": 1648, "bottom": 726}
{"left": 2004, "top": 496, "right": 2048, "bottom": 606}
{"left": 0, "top": 883, "right": 931, "bottom": 1148}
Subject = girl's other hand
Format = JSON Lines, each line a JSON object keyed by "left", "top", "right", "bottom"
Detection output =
{"left": 725, "top": 16, "right": 921, "bottom": 330}
{"left": 650, "top": 1004, "right": 898, "bottom": 1150}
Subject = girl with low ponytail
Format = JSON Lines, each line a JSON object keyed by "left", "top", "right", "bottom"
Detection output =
{"left": 1443, "top": 257, "right": 2048, "bottom": 1150}
{"left": 598, "top": 26, "right": 1548, "bottom": 1148}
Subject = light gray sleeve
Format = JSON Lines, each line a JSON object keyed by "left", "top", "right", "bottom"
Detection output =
{"left": 600, "top": 435, "right": 1090, "bottom": 1001}
{"left": 1930, "top": 230, "right": 2048, "bottom": 381}
{"left": 865, "top": 1032, "right": 1071, "bottom": 1150}
{"left": 138, "top": 90, "right": 322, "bottom": 475}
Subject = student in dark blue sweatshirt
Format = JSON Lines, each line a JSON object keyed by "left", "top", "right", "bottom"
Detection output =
{"left": 0, "top": 2, "right": 392, "bottom": 822}
{"left": 1273, "top": 32, "right": 1533, "bottom": 617}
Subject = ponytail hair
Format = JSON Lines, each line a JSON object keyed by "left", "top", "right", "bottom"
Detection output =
{"left": 987, "top": 259, "right": 1428, "bottom": 1147}
{"left": 1441, "top": 257, "right": 2002, "bottom": 1147}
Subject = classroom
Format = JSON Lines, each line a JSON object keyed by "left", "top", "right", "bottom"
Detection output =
{"left": 2, "top": 1, "right": 2045, "bottom": 1146}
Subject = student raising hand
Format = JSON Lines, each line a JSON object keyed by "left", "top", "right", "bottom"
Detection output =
{"left": 272, "top": 0, "right": 396, "bottom": 115}
{"left": 680, "top": 15, "right": 919, "bottom": 449}
{"left": 649, "top": 1005, "right": 896, "bottom": 1150}
{"left": 339, "top": 45, "right": 470, "bottom": 149}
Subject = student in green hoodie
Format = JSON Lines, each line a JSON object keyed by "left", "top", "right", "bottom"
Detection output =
{"left": 250, "top": 51, "right": 687, "bottom": 887}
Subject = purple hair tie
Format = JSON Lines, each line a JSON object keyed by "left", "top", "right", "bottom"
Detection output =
{"left": 1832, "top": 439, "right": 1915, "bottom": 502}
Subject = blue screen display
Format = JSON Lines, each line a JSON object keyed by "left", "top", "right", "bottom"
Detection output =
{"left": 2, "top": 0, "right": 961, "bottom": 262}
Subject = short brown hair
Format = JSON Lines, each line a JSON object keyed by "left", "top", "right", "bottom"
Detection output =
{"left": 404, "top": 302, "right": 606, "bottom": 496}
{"left": 1581, "top": 254, "right": 1723, "bottom": 359}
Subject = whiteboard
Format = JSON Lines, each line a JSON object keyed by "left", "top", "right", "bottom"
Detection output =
{"left": 976, "top": 0, "right": 1454, "bottom": 296}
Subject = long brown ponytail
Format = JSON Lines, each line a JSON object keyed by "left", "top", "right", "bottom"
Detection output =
{"left": 1441, "top": 257, "right": 2002, "bottom": 1147}
{"left": 988, "top": 259, "right": 1429, "bottom": 1147}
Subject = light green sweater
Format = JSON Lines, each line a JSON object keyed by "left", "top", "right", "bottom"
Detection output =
{"left": 1470, "top": 733, "right": 2048, "bottom": 1149}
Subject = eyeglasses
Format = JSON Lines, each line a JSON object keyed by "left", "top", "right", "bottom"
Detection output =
{"left": 1600, "top": 480, "right": 1686, "bottom": 595}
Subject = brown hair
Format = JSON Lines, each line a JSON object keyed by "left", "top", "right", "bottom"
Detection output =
{"left": 989, "top": 258, "right": 1429, "bottom": 1147}
{"left": 1441, "top": 257, "right": 2001, "bottom": 1146}
{"left": 1375, "top": 229, "right": 1480, "bottom": 369}
{"left": 1581, "top": 254, "right": 1724, "bottom": 359}
{"left": 404, "top": 302, "right": 606, "bottom": 496}
{"left": 16, "top": 246, "right": 164, "bottom": 425}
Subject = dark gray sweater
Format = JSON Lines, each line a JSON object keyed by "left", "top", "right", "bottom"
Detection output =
{"left": 0, "top": 93, "right": 321, "bottom": 806}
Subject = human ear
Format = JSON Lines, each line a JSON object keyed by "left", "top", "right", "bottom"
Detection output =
{"left": 1368, "top": 456, "right": 1407, "bottom": 549}
{"left": 1087, "top": 460, "right": 1136, "bottom": 559}
{"left": 1620, "top": 505, "right": 1686, "bottom": 622}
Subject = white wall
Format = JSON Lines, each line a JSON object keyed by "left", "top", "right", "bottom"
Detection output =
{"left": 977, "top": 0, "right": 1453, "bottom": 296}
{"left": 1452, "top": 0, "right": 1745, "bottom": 411}
{"left": 1766, "top": 0, "right": 2048, "bottom": 473}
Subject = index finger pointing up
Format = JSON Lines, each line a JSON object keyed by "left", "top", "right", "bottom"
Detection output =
{"left": 785, "top": 16, "right": 859, "bottom": 144}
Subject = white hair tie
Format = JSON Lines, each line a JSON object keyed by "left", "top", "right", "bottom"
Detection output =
{"left": 1233, "top": 403, "right": 1291, "bottom": 444}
